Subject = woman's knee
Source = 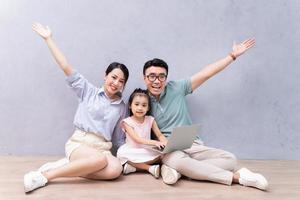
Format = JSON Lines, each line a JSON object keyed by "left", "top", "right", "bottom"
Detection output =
{"left": 88, "top": 154, "right": 108, "bottom": 170}
{"left": 104, "top": 157, "right": 122, "bottom": 179}
{"left": 105, "top": 166, "right": 122, "bottom": 179}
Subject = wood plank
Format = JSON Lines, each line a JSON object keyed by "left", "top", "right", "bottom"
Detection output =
{"left": 0, "top": 156, "right": 299, "bottom": 200}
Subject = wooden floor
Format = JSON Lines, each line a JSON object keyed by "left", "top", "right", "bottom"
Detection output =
{"left": 0, "top": 156, "right": 299, "bottom": 200}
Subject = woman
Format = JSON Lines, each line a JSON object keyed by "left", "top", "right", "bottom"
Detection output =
{"left": 24, "top": 22, "right": 129, "bottom": 193}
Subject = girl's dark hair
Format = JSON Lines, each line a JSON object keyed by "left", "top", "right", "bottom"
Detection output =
{"left": 143, "top": 58, "right": 168, "bottom": 75}
{"left": 128, "top": 88, "right": 151, "bottom": 116}
{"left": 105, "top": 62, "right": 129, "bottom": 85}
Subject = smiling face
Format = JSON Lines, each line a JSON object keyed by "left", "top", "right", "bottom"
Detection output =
{"left": 144, "top": 66, "right": 167, "bottom": 99}
{"left": 130, "top": 95, "right": 149, "bottom": 119}
{"left": 104, "top": 68, "right": 125, "bottom": 98}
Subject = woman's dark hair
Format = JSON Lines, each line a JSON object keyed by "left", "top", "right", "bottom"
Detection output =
{"left": 143, "top": 58, "right": 168, "bottom": 75}
{"left": 128, "top": 88, "right": 151, "bottom": 116}
{"left": 105, "top": 62, "right": 129, "bottom": 85}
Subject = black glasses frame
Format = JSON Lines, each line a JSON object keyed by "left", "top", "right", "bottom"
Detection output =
{"left": 146, "top": 74, "right": 167, "bottom": 82}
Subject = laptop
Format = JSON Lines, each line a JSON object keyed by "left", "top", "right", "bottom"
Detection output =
{"left": 144, "top": 124, "right": 200, "bottom": 154}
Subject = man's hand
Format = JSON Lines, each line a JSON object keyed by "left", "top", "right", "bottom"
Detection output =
{"left": 232, "top": 38, "right": 255, "bottom": 58}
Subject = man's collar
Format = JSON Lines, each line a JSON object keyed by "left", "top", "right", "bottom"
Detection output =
{"left": 148, "top": 87, "right": 167, "bottom": 102}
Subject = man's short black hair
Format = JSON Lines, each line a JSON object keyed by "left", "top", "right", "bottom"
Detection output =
{"left": 143, "top": 58, "right": 168, "bottom": 75}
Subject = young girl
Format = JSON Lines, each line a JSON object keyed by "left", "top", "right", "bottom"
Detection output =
{"left": 117, "top": 88, "right": 167, "bottom": 178}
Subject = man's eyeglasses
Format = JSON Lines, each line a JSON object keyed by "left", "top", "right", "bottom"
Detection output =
{"left": 146, "top": 73, "right": 167, "bottom": 82}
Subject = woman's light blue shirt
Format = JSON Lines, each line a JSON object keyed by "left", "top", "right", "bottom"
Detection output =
{"left": 66, "top": 71, "right": 126, "bottom": 147}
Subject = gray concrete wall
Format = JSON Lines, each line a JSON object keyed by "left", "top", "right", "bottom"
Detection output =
{"left": 0, "top": 0, "right": 299, "bottom": 159}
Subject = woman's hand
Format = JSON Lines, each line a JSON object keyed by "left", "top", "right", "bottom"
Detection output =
{"left": 32, "top": 22, "right": 52, "bottom": 40}
{"left": 232, "top": 38, "right": 255, "bottom": 58}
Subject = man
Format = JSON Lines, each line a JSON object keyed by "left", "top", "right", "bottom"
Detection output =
{"left": 143, "top": 38, "right": 268, "bottom": 190}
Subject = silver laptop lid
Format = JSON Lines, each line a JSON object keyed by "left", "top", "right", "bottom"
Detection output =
{"left": 162, "top": 124, "right": 200, "bottom": 153}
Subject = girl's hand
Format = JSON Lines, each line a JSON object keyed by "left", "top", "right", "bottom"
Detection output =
{"left": 154, "top": 141, "right": 166, "bottom": 149}
{"left": 231, "top": 38, "right": 255, "bottom": 58}
{"left": 32, "top": 22, "right": 52, "bottom": 40}
{"left": 161, "top": 140, "right": 167, "bottom": 146}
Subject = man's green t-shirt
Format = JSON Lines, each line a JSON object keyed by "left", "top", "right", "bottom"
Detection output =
{"left": 149, "top": 79, "right": 193, "bottom": 137}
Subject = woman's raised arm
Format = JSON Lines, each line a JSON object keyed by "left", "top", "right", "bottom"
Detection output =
{"left": 32, "top": 22, "right": 73, "bottom": 76}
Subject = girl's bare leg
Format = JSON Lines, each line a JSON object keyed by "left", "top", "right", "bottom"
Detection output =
{"left": 128, "top": 156, "right": 161, "bottom": 171}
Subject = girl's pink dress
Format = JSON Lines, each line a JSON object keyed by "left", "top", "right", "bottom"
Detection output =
{"left": 117, "top": 116, "right": 161, "bottom": 164}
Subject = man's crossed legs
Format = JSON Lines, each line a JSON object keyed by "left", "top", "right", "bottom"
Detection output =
{"left": 161, "top": 143, "right": 268, "bottom": 190}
